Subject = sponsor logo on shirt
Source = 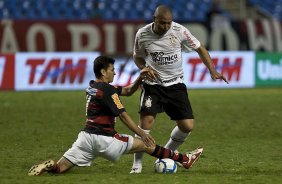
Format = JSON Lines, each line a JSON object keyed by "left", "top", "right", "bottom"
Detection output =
{"left": 150, "top": 52, "right": 178, "bottom": 65}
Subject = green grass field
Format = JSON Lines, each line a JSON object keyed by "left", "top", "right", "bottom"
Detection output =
{"left": 0, "top": 88, "right": 281, "bottom": 184}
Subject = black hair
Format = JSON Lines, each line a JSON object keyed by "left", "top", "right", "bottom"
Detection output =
{"left": 93, "top": 56, "right": 115, "bottom": 78}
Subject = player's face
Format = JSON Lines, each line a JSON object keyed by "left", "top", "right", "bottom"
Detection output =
{"left": 104, "top": 64, "right": 116, "bottom": 83}
{"left": 153, "top": 14, "right": 172, "bottom": 35}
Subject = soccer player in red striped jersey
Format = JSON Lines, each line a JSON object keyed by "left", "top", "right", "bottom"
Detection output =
{"left": 28, "top": 56, "right": 203, "bottom": 176}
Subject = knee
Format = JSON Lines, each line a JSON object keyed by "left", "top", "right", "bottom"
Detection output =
{"left": 140, "top": 113, "right": 155, "bottom": 129}
{"left": 145, "top": 145, "right": 156, "bottom": 155}
{"left": 177, "top": 119, "right": 194, "bottom": 133}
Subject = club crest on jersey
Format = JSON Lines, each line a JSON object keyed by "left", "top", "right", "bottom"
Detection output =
{"left": 169, "top": 34, "right": 177, "bottom": 47}
{"left": 144, "top": 96, "right": 152, "bottom": 108}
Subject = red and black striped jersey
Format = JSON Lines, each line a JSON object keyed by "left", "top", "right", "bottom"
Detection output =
{"left": 83, "top": 80, "right": 125, "bottom": 136}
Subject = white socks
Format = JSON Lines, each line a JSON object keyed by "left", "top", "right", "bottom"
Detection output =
{"left": 164, "top": 126, "right": 190, "bottom": 151}
{"left": 132, "top": 126, "right": 150, "bottom": 169}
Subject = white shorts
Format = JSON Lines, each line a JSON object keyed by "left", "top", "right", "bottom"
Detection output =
{"left": 63, "top": 131, "right": 134, "bottom": 166}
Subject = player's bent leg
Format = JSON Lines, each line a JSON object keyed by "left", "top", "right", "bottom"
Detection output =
{"left": 56, "top": 157, "right": 75, "bottom": 173}
{"left": 164, "top": 119, "right": 194, "bottom": 151}
{"left": 28, "top": 157, "right": 74, "bottom": 176}
{"left": 129, "top": 137, "right": 152, "bottom": 174}
{"left": 177, "top": 119, "right": 194, "bottom": 133}
{"left": 148, "top": 144, "right": 203, "bottom": 170}
{"left": 128, "top": 138, "right": 152, "bottom": 153}
{"left": 139, "top": 113, "right": 156, "bottom": 130}
{"left": 130, "top": 114, "right": 155, "bottom": 174}
{"left": 129, "top": 139, "right": 203, "bottom": 171}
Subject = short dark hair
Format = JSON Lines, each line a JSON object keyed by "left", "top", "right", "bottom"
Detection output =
{"left": 154, "top": 5, "right": 172, "bottom": 18}
{"left": 93, "top": 56, "right": 115, "bottom": 78}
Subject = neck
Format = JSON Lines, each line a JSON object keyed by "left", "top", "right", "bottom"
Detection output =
{"left": 96, "top": 78, "right": 107, "bottom": 83}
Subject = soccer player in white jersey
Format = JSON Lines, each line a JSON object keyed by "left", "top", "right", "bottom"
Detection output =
{"left": 130, "top": 5, "right": 228, "bottom": 173}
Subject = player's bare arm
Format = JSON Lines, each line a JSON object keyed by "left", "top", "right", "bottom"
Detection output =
{"left": 133, "top": 54, "right": 146, "bottom": 69}
{"left": 133, "top": 55, "right": 159, "bottom": 82}
{"left": 119, "top": 111, "right": 155, "bottom": 147}
{"left": 121, "top": 67, "right": 151, "bottom": 96}
{"left": 195, "top": 45, "right": 229, "bottom": 84}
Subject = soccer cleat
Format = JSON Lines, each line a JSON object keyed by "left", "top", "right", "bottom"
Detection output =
{"left": 129, "top": 167, "right": 142, "bottom": 174}
{"left": 182, "top": 147, "right": 203, "bottom": 169}
{"left": 28, "top": 159, "right": 55, "bottom": 176}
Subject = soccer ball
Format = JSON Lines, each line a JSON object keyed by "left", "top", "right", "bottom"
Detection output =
{"left": 154, "top": 158, "right": 177, "bottom": 173}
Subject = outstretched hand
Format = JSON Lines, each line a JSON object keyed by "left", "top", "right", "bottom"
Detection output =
{"left": 141, "top": 133, "right": 155, "bottom": 147}
{"left": 140, "top": 66, "right": 160, "bottom": 82}
{"left": 211, "top": 71, "right": 229, "bottom": 84}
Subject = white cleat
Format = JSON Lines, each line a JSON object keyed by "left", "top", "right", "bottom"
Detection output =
{"left": 28, "top": 159, "right": 55, "bottom": 176}
{"left": 129, "top": 167, "right": 142, "bottom": 174}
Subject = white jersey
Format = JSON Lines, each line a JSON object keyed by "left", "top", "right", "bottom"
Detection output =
{"left": 134, "top": 22, "right": 200, "bottom": 86}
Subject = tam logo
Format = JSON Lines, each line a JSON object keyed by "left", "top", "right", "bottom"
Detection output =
{"left": 26, "top": 58, "right": 87, "bottom": 84}
{"left": 188, "top": 57, "right": 242, "bottom": 82}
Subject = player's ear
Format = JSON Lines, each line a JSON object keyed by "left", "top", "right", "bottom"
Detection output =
{"left": 101, "top": 69, "right": 106, "bottom": 76}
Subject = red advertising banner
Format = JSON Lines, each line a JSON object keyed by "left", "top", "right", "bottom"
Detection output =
{"left": 1, "top": 19, "right": 282, "bottom": 55}
{"left": 0, "top": 20, "right": 143, "bottom": 55}
{"left": 0, "top": 54, "right": 15, "bottom": 90}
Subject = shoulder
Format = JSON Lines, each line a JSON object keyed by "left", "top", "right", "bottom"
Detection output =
{"left": 171, "top": 22, "right": 197, "bottom": 42}
{"left": 103, "top": 83, "right": 120, "bottom": 93}
{"left": 171, "top": 22, "right": 188, "bottom": 33}
{"left": 170, "top": 22, "right": 189, "bottom": 40}
{"left": 136, "top": 23, "right": 153, "bottom": 37}
{"left": 88, "top": 81, "right": 117, "bottom": 93}
{"left": 104, "top": 83, "right": 122, "bottom": 96}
